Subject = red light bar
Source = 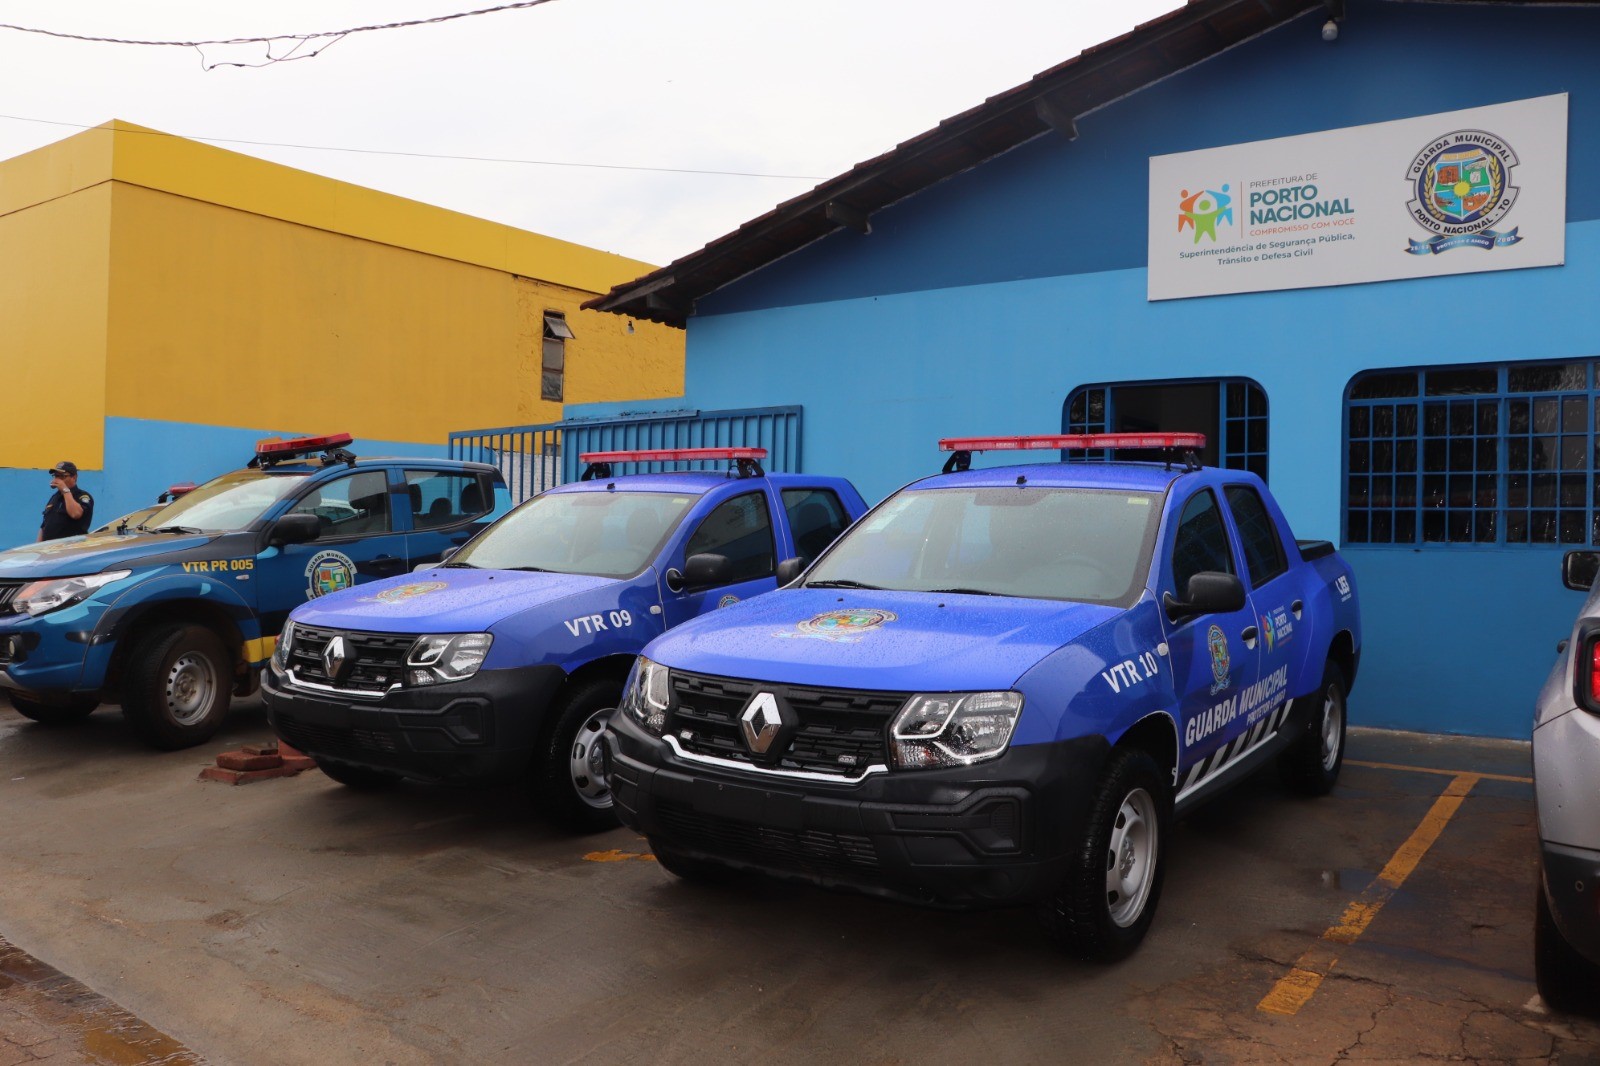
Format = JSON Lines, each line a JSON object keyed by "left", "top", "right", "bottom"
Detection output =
{"left": 255, "top": 432, "right": 354, "bottom": 457}
{"left": 167, "top": 482, "right": 197, "bottom": 496}
{"left": 579, "top": 447, "right": 768, "bottom": 463}
{"left": 938, "top": 433, "right": 1206, "bottom": 453}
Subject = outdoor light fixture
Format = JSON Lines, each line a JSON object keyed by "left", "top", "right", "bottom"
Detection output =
{"left": 1321, "top": 19, "right": 1339, "bottom": 42}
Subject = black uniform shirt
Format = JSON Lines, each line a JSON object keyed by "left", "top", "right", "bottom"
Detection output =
{"left": 40, "top": 486, "right": 95, "bottom": 540}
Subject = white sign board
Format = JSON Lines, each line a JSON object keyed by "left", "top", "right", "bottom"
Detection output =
{"left": 1147, "top": 94, "right": 1567, "bottom": 301}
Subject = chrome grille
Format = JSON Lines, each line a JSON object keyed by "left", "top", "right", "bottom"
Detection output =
{"left": 285, "top": 625, "right": 414, "bottom": 695}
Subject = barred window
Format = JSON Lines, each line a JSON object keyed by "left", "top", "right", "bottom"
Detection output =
{"left": 1345, "top": 361, "right": 1598, "bottom": 547}
{"left": 1064, "top": 379, "right": 1267, "bottom": 478}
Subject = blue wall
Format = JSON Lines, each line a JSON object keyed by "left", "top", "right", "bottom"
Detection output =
{"left": 0, "top": 418, "right": 446, "bottom": 550}
{"left": 568, "top": 0, "right": 1600, "bottom": 738}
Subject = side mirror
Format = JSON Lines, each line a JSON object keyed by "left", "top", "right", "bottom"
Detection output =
{"left": 775, "top": 557, "right": 804, "bottom": 586}
{"left": 1163, "top": 571, "right": 1246, "bottom": 621}
{"left": 683, "top": 553, "right": 728, "bottom": 590}
{"left": 269, "top": 513, "right": 322, "bottom": 548}
{"left": 1564, "top": 550, "right": 1600, "bottom": 592}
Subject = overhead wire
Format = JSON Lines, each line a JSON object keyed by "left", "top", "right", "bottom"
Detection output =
{"left": 0, "top": 113, "right": 826, "bottom": 181}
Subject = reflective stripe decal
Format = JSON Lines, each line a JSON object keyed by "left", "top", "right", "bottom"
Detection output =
{"left": 1177, "top": 697, "right": 1296, "bottom": 804}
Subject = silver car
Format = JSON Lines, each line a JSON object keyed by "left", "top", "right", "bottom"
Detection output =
{"left": 1534, "top": 550, "right": 1600, "bottom": 1015}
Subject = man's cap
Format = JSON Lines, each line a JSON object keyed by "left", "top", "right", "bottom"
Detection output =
{"left": 50, "top": 461, "right": 78, "bottom": 477}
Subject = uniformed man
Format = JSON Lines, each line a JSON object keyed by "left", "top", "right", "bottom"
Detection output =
{"left": 39, "top": 461, "right": 94, "bottom": 541}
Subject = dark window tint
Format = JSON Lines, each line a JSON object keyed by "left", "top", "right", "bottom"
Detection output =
{"left": 404, "top": 470, "right": 492, "bottom": 529}
{"left": 289, "top": 470, "right": 391, "bottom": 536}
{"left": 1224, "top": 485, "right": 1287, "bottom": 586}
{"left": 1171, "top": 490, "right": 1235, "bottom": 599}
{"left": 781, "top": 488, "right": 851, "bottom": 566}
{"left": 686, "top": 491, "right": 776, "bottom": 586}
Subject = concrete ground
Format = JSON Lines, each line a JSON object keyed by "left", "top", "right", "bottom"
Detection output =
{"left": 0, "top": 695, "right": 1597, "bottom": 1065}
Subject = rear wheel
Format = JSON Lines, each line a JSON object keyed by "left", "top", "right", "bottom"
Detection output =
{"left": 6, "top": 693, "right": 98, "bottom": 727}
{"left": 1037, "top": 748, "right": 1170, "bottom": 961}
{"left": 120, "top": 623, "right": 233, "bottom": 750}
{"left": 534, "top": 679, "right": 620, "bottom": 834}
{"left": 1278, "top": 662, "right": 1347, "bottom": 796}
{"left": 317, "top": 759, "right": 402, "bottom": 790}
{"left": 1535, "top": 880, "right": 1600, "bottom": 1017}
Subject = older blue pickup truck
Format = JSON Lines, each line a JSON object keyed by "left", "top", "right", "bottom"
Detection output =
{"left": 607, "top": 433, "right": 1362, "bottom": 959}
{"left": 263, "top": 447, "right": 869, "bottom": 833}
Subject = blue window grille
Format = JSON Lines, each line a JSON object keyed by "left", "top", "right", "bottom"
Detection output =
{"left": 1063, "top": 379, "right": 1267, "bottom": 479}
{"left": 1344, "top": 361, "right": 1598, "bottom": 547}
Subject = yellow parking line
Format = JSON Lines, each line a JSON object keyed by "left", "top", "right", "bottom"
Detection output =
{"left": 1257, "top": 772, "right": 1479, "bottom": 1016}
{"left": 1347, "top": 758, "right": 1530, "bottom": 785}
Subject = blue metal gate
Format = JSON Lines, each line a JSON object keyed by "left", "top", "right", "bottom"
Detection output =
{"left": 448, "top": 406, "right": 804, "bottom": 502}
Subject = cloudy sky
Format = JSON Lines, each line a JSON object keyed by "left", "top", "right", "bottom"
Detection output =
{"left": 0, "top": 1, "right": 1177, "bottom": 266}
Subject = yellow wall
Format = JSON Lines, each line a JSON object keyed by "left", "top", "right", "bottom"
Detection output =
{"left": 103, "top": 183, "right": 682, "bottom": 441}
{"left": 0, "top": 184, "right": 112, "bottom": 469}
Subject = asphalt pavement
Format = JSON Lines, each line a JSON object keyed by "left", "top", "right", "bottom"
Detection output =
{"left": 1, "top": 694, "right": 1597, "bottom": 1064}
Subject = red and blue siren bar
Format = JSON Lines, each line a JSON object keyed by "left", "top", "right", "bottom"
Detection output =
{"left": 255, "top": 432, "right": 354, "bottom": 457}
{"left": 578, "top": 447, "right": 768, "bottom": 464}
{"left": 938, "top": 433, "right": 1206, "bottom": 453}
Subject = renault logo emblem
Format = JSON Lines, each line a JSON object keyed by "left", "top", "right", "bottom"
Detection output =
{"left": 323, "top": 635, "right": 349, "bottom": 679}
{"left": 740, "top": 691, "right": 784, "bottom": 754}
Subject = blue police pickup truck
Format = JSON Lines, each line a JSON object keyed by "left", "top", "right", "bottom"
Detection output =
{"left": 261, "top": 447, "right": 869, "bottom": 833}
{"left": 606, "top": 433, "right": 1362, "bottom": 959}
{"left": 0, "top": 434, "right": 508, "bottom": 750}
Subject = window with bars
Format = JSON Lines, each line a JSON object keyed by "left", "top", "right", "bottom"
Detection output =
{"left": 541, "top": 311, "right": 574, "bottom": 403}
{"left": 1344, "top": 361, "right": 1599, "bottom": 547}
{"left": 1063, "top": 379, "right": 1268, "bottom": 479}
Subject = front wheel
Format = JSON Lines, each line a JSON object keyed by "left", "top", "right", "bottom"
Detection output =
{"left": 533, "top": 679, "right": 620, "bottom": 834}
{"left": 1535, "top": 880, "right": 1600, "bottom": 1017}
{"left": 120, "top": 623, "right": 233, "bottom": 750}
{"left": 6, "top": 693, "right": 99, "bottom": 727}
{"left": 1278, "top": 662, "right": 1347, "bottom": 796}
{"left": 1037, "top": 748, "right": 1170, "bottom": 961}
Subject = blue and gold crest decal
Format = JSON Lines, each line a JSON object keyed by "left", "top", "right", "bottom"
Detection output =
{"left": 1405, "top": 129, "right": 1523, "bottom": 255}
{"left": 1207, "top": 623, "right": 1231, "bottom": 695}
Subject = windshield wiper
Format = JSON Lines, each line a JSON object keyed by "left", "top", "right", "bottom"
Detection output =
{"left": 440, "top": 560, "right": 479, "bottom": 569}
{"left": 503, "top": 565, "right": 552, "bottom": 573}
{"left": 149, "top": 525, "right": 204, "bottom": 535}
{"left": 805, "top": 579, "right": 886, "bottom": 590}
{"left": 926, "top": 587, "right": 1003, "bottom": 597}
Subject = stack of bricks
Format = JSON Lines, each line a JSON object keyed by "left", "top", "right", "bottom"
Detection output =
{"left": 199, "top": 741, "right": 316, "bottom": 785}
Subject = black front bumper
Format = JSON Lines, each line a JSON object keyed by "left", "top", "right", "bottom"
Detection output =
{"left": 607, "top": 711, "right": 1110, "bottom": 909}
{"left": 262, "top": 659, "right": 565, "bottom": 785}
{"left": 1542, "top": 840, "right": 1600, "bottom": 967}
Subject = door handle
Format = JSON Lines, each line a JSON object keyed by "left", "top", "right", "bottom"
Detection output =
{"left": 365, "top": 555, "right": 404, "bottom": 576}
{"left": 1291, "top": 599, "right": 1303, "bottom": 618}
{"left": 1240, "top": 625, "right": 1259, "bottom": 649}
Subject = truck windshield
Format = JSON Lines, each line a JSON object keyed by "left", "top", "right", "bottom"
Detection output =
{"left": 451, "top": 490, "right": 698, "bottom": 578}
{"left": 142, "top": 470, "right": 308, "bottom": 533}
{"left": 804, "top": 486, "right": 1162, "bottom": 606}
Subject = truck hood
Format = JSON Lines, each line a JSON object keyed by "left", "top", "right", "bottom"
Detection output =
{"left": 288, "top": 568, "right": 619, "bottom": 633}
{"left": 646, "top": 588, "right": 1120, "bottom": 692}
{"left": 0, "top": 530, "right": 219, "bottom": 578}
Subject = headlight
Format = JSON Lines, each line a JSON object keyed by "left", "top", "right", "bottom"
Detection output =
{"left": 274, "top": 621, "right": 296, "bottom": 668}
{"left": 890, "top": 691, "right": 1023, "bottom": 769}
{"left": 404, "top": 633, "right": 492, "bottom": 685}
{"left": 12, "top": 570, "right": 132, "bottom": 616}
{"left": 620, "top": 657, "right": 670, "bottom": 736}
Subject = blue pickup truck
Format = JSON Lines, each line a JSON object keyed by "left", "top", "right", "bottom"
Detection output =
{"left": 261, "top": 447, "right": 869, "bottom": 832}
{"left": 606, "top": 433, "right": 1361, "bottom": 959}
{"left": 0, "top": 434, "right": 508, "bottom": 749}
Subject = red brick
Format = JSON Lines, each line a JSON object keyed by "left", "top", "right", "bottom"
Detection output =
{"left": 199, "top": 765, "right": 303, "bottom": 785}
{"left": 215, "top": 751, "right": 283, "bottom": 772}
{"left": 280, "top": 754, "right": 316, "bottom": 772}
{"left": 241, "top": 742, "right": 280, "bottom": 757}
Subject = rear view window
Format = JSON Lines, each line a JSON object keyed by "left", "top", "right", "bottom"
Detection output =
{"left": 405, "top": 470, "right": 493, "bottom": 529}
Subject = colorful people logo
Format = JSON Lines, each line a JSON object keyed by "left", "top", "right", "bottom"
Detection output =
{"left": 1178, "top": 184, "right": 1233, "bottom": 244}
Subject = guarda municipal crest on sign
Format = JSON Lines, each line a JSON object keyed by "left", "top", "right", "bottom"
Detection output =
{"left": 1405, "top": 128, "right": 1522, "bottom": 255}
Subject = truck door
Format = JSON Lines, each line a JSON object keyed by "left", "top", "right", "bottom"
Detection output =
{"left": 659, "top": 487, "right": 779, "bottom": 627}
{"left": 1161, "top": 487, "right": 1262, "bottom": 794}
{"left": 255, "top": 469, "right": 408, "bottom": 629}
{"left": 779, "top": 486, "right": 855, "bottom": 568}
{"left": 399, "top": 468, "right": 499, "bottom": 569}
{"left": 1222, "top": 483, "right": 1297, "bottom": 728}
